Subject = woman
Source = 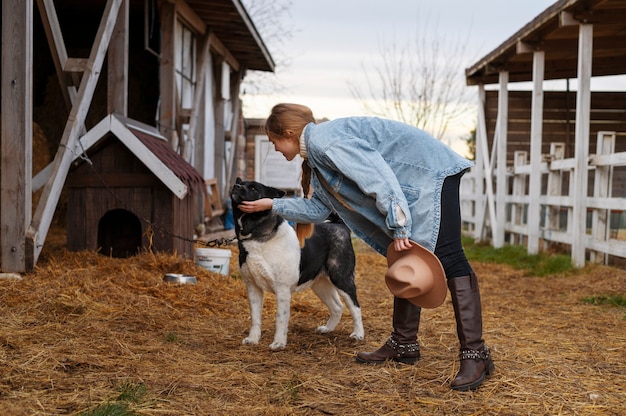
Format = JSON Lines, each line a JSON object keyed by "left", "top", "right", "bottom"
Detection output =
{"left": 238, "top": 103, "right": 494, "bottom": 391}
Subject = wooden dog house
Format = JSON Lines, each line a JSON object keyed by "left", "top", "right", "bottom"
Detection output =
{"left": 65, "top": 115, "right": 205, "bottom": 258}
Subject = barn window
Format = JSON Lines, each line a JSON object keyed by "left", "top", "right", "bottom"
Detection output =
{"left": 97, "top": 209, "right": 142, "bottom": 258}
{"left": 175, "top": 22, "right": 196, "bottom": 111}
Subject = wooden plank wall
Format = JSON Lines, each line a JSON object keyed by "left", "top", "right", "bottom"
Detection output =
{"left": 485, "top": 91, "right": 626, "bottom": 162}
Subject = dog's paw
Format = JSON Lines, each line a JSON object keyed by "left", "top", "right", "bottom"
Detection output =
{"left": 269, "top": 340, "right": 286, "bottom": 350}
{"left": 242, "top": 336, "right": 259, "bottom": 346}
{"left": 350, "top": 331, "right": 365, "bottom": 341}
{"left": 316, "top": 325, "right": 333, "bottom": 334}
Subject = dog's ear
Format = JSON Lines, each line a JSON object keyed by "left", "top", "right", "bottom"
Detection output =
{"left": 268, "top": 188, "right": 286, "bottom": 199}
{"left": 236, "top": 177, "right": 242, "bottom": 184}
{"left": 259, "top": 184, "right": 287, "bottom": 199}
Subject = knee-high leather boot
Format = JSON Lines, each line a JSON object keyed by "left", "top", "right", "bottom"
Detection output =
{"left": 356, "top": 297, "right": 421, "bottom": 364}
{"left": 448, "top": 273, "right": 495, "bottom": 391}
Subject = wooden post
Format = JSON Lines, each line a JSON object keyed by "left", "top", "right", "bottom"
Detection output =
{"left": 545, "top": 143, "right": 565, "bottom": 236}
{"left": 494, "top": 71, "right": 508, "bottom": 248}
{"left": 511, "top": 151, "right": 528, "bottom": 245}
{"left": 214, "top": 58, "right": 226, "bottom": 187}
{"left": 527, "top": 50, "right": 545, "bottom": 255}
{"left": 107, "top": 0, "right": 128, "bottom": 116}
{"left": 472, "top": 87, "right": 486, "bottom": 241}
{"left": 185, "top": 31, "right": 211, "bottom": 163}
{"left": 224, "top": 71, "right": 243, "bottom": 197}
{"left": 572, "top": 24, "right": 593, "bottom": 268}
{"left": 590, "top": 131, "right": 615, "bottom": 264}
{"left": 475, "top": 85, "right": 497, "bottom": 243}
{"left": 1, "top": 0, "right": 33, "bottom": 272}
{"left": 158, "top": 1, "right": 176, "bottom": 146}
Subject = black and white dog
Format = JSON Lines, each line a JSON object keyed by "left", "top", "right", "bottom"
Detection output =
{"left": 230, "top": 178, "right": 364, "bottom": 350}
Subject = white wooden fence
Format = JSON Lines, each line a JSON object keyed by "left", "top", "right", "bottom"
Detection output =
{"left": 460, "top": 130, "right": 626, "bottom": 267}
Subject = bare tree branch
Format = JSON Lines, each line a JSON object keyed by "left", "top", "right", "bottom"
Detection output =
{"left": 240, "top": 0, "right": 295, "bottom": 96}
{"left": 349, "top": 11, "right": 473, "bottom": 140}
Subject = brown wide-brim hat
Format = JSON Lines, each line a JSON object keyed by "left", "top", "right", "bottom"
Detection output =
{"left": 385, "top": 241, "right": 447, "bottom": 308}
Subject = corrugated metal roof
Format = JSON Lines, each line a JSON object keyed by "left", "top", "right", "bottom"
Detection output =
{"left": 129, "top": 128, "right": 206, "bottom": 197}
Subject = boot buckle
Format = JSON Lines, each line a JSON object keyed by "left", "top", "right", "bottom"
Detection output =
{"left": 459, "top": 346, "right": 491, "bottom": 362}
{"left": 386, "top": 336, "right": 420, "bottom": 355}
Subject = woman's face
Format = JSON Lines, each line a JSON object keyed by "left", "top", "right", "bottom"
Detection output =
{"left": 270, "top": 136, "right": 300, "bottom": 161}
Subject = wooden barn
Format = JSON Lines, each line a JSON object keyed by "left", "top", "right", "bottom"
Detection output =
{"left": 0, "top": 0, "right": 274, "bottom": 272}
{"left": 460, "top": 0, "right": 626, "bottom": 266}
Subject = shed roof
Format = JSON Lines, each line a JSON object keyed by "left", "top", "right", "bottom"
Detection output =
{"left": 70, "top": 115, "right": 206, "bottom": 199}
{"left": 129, "top": 125, "right": 206, "bottom": 197}
{"left": 186, "top": 0, "right": 275, "bottom": 72}
{"left": 465, "top": 0, "right": 626, "bottom": 85}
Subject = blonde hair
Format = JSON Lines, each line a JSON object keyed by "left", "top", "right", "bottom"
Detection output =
{"left": 265, "top": 103, "right": 316, "bottom": 246}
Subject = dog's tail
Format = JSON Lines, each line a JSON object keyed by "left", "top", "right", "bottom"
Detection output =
{"left": 295, "top": 223, "right": 314, "bottom": 247}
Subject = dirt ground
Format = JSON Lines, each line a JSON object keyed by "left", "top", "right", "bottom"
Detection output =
{"left": 0, "top": 232, "right": 625, "bottom": 415}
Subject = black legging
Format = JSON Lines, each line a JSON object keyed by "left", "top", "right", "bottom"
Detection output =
{"left": 434, "top": 171, "right": 473, "bottom": 280}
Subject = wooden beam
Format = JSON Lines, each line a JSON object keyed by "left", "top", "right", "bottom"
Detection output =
{"left": 176, "top": 0, "right": 206, "bottom": 35}
{"left": 213, "top": 56, "right": 226, "bottom": 188}
{"left": 158, "top": 1, "right": 176, "bottom": 144}
{"left": 559, "top": 11, "right": 579, "bottom": 27}
{"left": 184, "top": 30, "right": 212, "bottom": 162}
{"left": 516, "top": 41, "right": 537, "bottom": 54}
{"left": 107, "top": 0, "right": 128, "bottom": 115}
{"left": 26, "top": 0, "right": 123, "bottom": 269}
{"left": 224, "top": 71, "right": 243, "bottom": 198}
{"left": 1, "top": 0, "right": 32, "bottom": 272}
{"left": 572, "top": 24, "right": 593, "bottom": 268}
{"left": 494, "top": 71, "right": 508, "bottom": 249}
{"left": 209, "top": 32, "right": 240, "bottom": 72}
{"left": 35, "top": 0, "right": 74, "bottom": 110}
{"left": 476, "top": 85, "right": 497, "bottom": 244}
{"left": 589, "top": 131, "right": 615, "bottom": 264}
{"left": 527, "top": 51, "right": 545, "bottom": 255}
{"left": 63, "top": 58, "right": 89, "bottom": 73}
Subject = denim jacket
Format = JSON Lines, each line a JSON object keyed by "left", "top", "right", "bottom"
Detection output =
{"left": 272, "top": 117, "right": 473, "bottom": 255}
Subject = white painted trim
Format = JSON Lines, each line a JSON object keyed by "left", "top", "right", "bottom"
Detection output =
{"left": 571, "top": 24, "right": 593, "bottom": 267}
{"left": 527, "top": 51, "right": 545, "bottom": 254}
{"left": 110, "top": 114, "right": 188, "bottom": 198}
{"left": 476, "top": 85, "right": 497, "bottom": 243}
{"left": 494, "top": 71, "right": 509, "bottom": 248}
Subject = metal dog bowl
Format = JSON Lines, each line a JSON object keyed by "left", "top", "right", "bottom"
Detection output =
{"left": 163, "top": 273, "right": 197, "bottom": 285}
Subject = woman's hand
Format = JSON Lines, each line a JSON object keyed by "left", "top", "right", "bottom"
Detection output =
{"left": 393, "top": 237, "right": 413, "bottom": 252}
{"left": 238, "top": 198, "right": 273, "bottom": 213}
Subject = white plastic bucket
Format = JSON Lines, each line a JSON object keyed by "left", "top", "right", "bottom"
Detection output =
{"left": 196, "top": 248, "right": 232, "bottom": 276}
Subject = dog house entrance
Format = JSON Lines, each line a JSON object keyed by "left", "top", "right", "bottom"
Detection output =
{"left": 97, "top": 209, "right": 142, "bottom": 258}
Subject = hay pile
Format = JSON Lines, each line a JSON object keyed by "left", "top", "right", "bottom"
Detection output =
{"left": 1, "top": 231, "right": 625, "bottom": 415}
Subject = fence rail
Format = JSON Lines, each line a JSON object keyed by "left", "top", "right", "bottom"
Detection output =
{"left": 460, "top": 130, "right": 626, "bottom": 266}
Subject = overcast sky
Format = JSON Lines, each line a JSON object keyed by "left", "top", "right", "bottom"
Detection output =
{"left": 241, "top": 0, "right": 557, "bottom": 151}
